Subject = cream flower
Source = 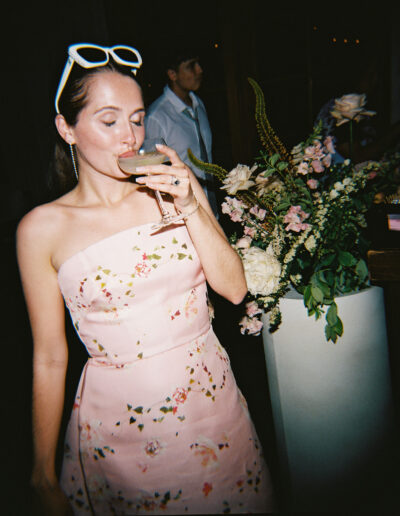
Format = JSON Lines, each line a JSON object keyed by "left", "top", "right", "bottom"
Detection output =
{"left": 304, "top": 234, "right": 317, "bottom": 252}
{"left": 329, "top": 189, "right": 339, "bottom": 199}
{"left": 221, "top": 164, "right": 257, "bottom": 194}
{"left": 235, "top": 235, "right": 252, "bottom": 249}
{"left": 330, "top": 93, "right": 376, "bottom": 126}
{"left": 242, "top": 245, "right": 281, "bottom": 296}
{"left": 255, "top": 173, "right": 284, "bottom": 196}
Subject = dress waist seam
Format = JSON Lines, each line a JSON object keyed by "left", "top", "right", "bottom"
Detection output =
{"left": 87, "top": 324, "right": 212, "bottom": 369}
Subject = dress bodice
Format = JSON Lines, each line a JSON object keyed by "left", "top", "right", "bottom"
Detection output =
{"left": 58, "top": 222, "right": 210, "bottom": 366}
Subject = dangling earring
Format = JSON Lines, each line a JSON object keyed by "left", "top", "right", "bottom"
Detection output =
{"left": 69, "top": 143, "right": 79, "bottom": 181}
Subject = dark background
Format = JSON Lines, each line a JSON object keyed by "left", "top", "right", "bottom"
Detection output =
{"left": 1, "top": 1, "right": 399, "bottom": 514}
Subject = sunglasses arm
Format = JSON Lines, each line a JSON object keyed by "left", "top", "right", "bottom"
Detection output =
{"left": 54, "top": 57, "right": 74, "bottom": 114}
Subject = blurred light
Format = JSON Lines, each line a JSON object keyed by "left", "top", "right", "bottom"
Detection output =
{"left": 214, "top": 43, "right": 219, "bottom": 48}
{"left": 332, "top": 37, "right": 337, "bottom": 43}
{"left": 356, "top": 39, "right": 360, "bottom": 44}
{"left": 344, "top": 38, "right": 348, "bottom": 43}
{"left": 313, "top": 25, "right": 317, "bottom": 31}
{"left": 148, "top": 83, "right": 152, "bottom": 88}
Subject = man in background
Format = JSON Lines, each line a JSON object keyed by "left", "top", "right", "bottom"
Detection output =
{"left": 144, "top": 51, "right": 219, "bottom": 217}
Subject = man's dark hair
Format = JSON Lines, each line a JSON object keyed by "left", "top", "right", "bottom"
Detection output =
{"left": 164, "top": 50, "right": 201, "bottom": 72}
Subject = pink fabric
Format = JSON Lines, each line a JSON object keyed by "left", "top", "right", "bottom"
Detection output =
{"left": 58, "top": 222, "right": 274, "bottom": 514}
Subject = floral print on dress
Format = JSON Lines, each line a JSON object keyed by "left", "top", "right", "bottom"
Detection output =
{"left": 59, "top": 224, "right": 273, "bottom": 514}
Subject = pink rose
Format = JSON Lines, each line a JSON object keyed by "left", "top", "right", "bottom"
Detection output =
{"left": 244, "top": 225, "right": 257, "bottom": 238}
{"left": 230, "top": 209, "right": 243, "bottom": 222}
{"left": 284, "top": 205, "right": 310, "bottom": 232}
{"left": 322, "top": 154, "right": 332, "bottom": 168}
{"left": 311, "top": 160, "right": 324, "bottom": 173}
{"left": 249, "top": 206, "right": 267, "bottom": 220}
{"left": 297, "top": 162, "right": 309, "bottom": 175}
{"left": 239, "top": 316, "right": 263, "bottom": 335}
{"left": 323, "top": 135, "right": 336, "bottom": 154}
{"left": 245, "top": 301, "right": 263, "bottom": 316}
{"left": 307, "top": 179, "right": 319, "bottom": 189}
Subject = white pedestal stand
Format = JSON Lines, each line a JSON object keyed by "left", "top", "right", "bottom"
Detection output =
{"left": 262, "top": 286, "right": 396, "bottom": 511}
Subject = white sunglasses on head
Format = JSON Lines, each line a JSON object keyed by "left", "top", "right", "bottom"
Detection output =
{"left": 54, "top": 43, "right": 143, "bottom": 113}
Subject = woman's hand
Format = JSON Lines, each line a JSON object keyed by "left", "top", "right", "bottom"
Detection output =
{"left": 135, "top": 143, "right": 197, "bottom": 213}
{"left": 135, "top": 142, "right": 247, "bottom": 304}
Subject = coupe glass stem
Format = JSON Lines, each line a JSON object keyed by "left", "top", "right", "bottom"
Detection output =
{"left": 155, "top": 191, "right": 171, "bottom": 218}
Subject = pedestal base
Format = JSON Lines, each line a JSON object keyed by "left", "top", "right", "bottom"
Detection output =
{"left": 262, "top": 286, "right": 397, "bottom": 511}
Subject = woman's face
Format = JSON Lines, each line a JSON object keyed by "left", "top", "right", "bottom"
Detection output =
{"left": 70, "top": 70, "right": 145, "bottom": 179}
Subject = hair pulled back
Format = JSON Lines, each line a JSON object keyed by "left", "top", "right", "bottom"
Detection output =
{"left": 51, "top": 60, "right": 142, "bottom": 194}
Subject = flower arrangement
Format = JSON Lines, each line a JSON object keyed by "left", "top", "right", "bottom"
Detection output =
{"left": 189, "top": 79, "right": 399, "bottom": 342}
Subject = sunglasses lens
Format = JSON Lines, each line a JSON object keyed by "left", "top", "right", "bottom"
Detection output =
{"left": 76, "top": 46, "right": 108, "bottom": 64}
{"left": 112, "top": 47, "right": 140, "bottom": 64}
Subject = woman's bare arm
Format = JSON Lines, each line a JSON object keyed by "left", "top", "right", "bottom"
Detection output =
{"left": 17, "top": 207, "right": 69, "bottom": 489}
{"left": 136, "top": 145, "right": 248, "bottom": 304}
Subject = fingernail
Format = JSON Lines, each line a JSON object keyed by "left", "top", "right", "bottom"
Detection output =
{"left": 136, "top": 166, "right": 144, "bottom": 172}
{"left": 136, "top": 177, "right": 145, "bottom": 183}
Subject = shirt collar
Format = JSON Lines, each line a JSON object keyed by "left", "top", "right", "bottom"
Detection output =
{"left": 164, "top": 85, "right": 199, "bottom": 113}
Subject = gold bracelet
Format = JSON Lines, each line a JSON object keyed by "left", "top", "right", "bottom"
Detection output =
{"left": 177, "top": 196, "right": 200, "bottom": 220}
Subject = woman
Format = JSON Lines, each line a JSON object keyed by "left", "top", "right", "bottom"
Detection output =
{"left": 17, "top": 44, "right": 275, "bottom": 515}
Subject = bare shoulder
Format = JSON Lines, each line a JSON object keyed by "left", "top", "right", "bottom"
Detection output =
{"left": 16, "top": 196, "right": 72, "bottom": 264}
{"left": 17, "top": 201, "right": 65, "bottom": 245}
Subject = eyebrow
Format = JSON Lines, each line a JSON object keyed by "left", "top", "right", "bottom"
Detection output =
{"left": 94, "top": 106, "right": 145, "bottom": 115}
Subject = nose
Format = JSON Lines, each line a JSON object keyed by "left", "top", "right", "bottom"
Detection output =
{"left": 122, "top": 120, "right": 137, "bottom": 148}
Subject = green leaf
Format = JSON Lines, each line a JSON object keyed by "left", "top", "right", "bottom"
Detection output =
{"left": 275, "top": 201, "right": 291, "bottom": 211}
{"left": 320, "top": 254, "right": 335, "bottom": 267}
{"left": 277, "top": 161, "right": 289, "bottom": 171}
{"left": 311, "top": 285, "right": 324, "bottom": 303}
{"left": 303, "top": 285, "right": 312, "bottom": 307}
{"left": 333, "top": 317, "right": 343, "bottom": 336}
{"left": 355, "top": 259, "right": 369, "bottom": 281}
{"left": 263, "top": 168, "right": 276, "bottom": 177}
{"left": 338, "top": 251, "right": 356, "bottom": 267}
{"left": 325, "top": 324, "right": 338, "bottom": 343}
{"left": 269, "top": 153, "right": 280, "bottom": 166}
{"left": 326, "top": 302, "right": 338, "bottom": 326}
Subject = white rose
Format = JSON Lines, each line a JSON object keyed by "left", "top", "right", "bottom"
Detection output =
{"left": 221, "top": 164, "right": 256, "bottom": 195}
{"left": 333, "top": 181, "right": 344, "bottom": 191}
{"left": 242, "top": 245, "right": 281, "bottom": 296}
{"left": 330, "top": 93, "right": 376, "bottom": 126}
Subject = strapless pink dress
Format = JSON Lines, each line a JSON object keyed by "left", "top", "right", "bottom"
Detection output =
{"left": 58, "top": 222, "right": 274, "bottom": 515}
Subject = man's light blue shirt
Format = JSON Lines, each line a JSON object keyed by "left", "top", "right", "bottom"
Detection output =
{"left": 144, "top": 85, "right": 218, "bottom": 216}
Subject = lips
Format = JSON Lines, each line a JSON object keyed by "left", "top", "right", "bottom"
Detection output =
{"left": 119, "top": 150, "right": 136, "bottom": 158}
